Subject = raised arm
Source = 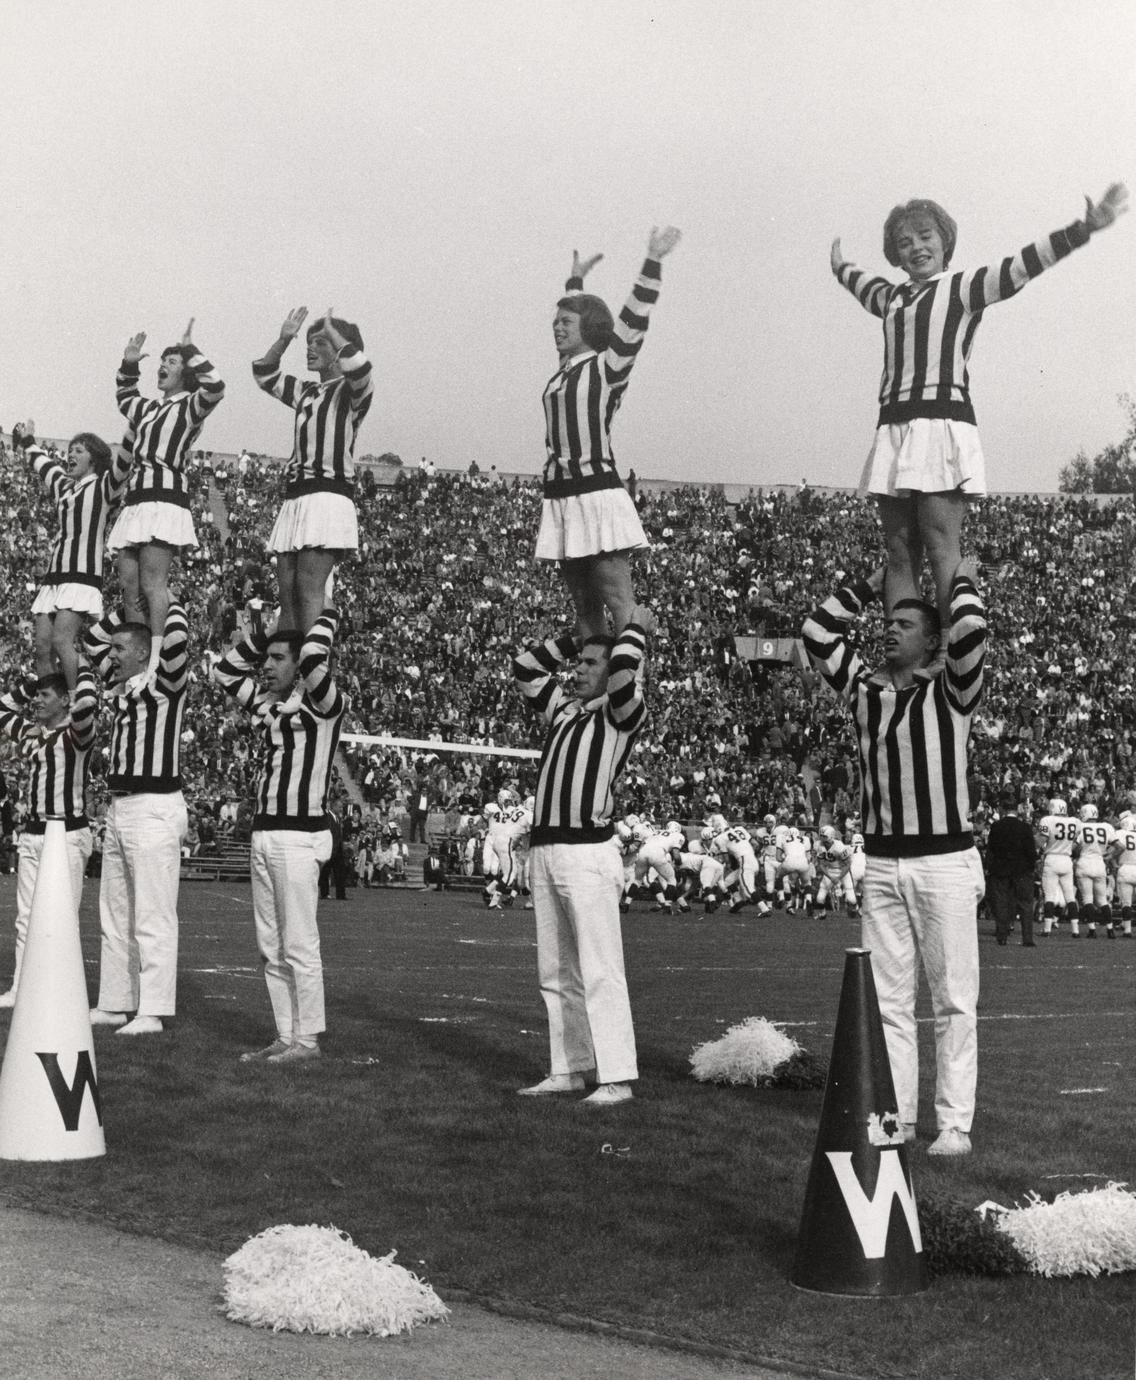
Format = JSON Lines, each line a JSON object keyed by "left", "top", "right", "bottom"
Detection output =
{"left": 180, "top": 320, "right": 226, "bottom": 424}
{"left": 512, "top": 631, "right": 577, "bottom": 723}
{"left": 830, "top": 240, "right": 893, "bottom": 318}
{"left": 116, "top": 332, "right": 150, "bottom": 424}
{"left": 318, "top": 310, "right": 374, "bottom": 421}
{"left": 212, "top": 627, "right": 271, "bottom": 714}
{"left": 156, "top": 602, "right": 190, "bottom": 694}
{"left": 68, "top": 666, "right": 100, "bottom": 751}
{"left": 963, "top": 185, "right": 1128, "bottom": 311}
{"left": 604, "top": 607, "right": 653, "bottom": 731}
{"left": 802, "top": 567, "right": 882, "bottom": 697}
{"left": 252, "top": 306, "right": 309, "bottom": 389}
{"left": 298, "top": 608, "right": 344, "bottom": 719}
{"left": 944, "top": 558, "right": 986, "bottom": 714}
{"left": 601, "top": 226, "right": 681, "bottom": 387}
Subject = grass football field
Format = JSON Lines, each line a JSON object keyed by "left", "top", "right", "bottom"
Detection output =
{"left": 0, "top": 875, "right": 1132, "bottom": 1379}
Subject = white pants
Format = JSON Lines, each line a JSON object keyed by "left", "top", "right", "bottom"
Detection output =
{"left": 250, "top": 829, "right": 331, "bottom": 1041}
{"left": 530, "top": 841, "right": 637, "bottom": 1084}
{"left": 862, "top": 850, "right": 984, "bottom": 1133}
{"left": 9, "top": 828, "right": 93, "bottom": 992}
{"left": 1041, "top": 854, "right": 1076, "bottom": 907}
{"left": 98, "top": 792, "right": 187, "bottom": 1016}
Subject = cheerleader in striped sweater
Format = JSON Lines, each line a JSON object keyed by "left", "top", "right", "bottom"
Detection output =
{"left": 831, "top": 183, "right": 1126, "bottom": 667}
{"left": 538, "top": 226, "right": 681, "bottom": 640}
{"left": 12, "top": 420, "right": 133, "bottom": 690}
{"left": 109, "top": 318, "right": 225, "bottom": 682}
{"left": 253, "top": 307, "right": 373, "bottom": 636}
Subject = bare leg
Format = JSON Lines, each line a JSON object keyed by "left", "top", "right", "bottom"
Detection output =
{"left": 561, "top": 552, "right": 636, "bottom": 641}
{"left": 33, "top": 614, "right": 55, "bottom": 680}
{"left": 295, "top": 549, "right": 337, "bottom": 634}
{"left": 117, "top": 550, "right": 143, "bottom": 624}
{"left": 876, "top": 495, "right": 923, "bottom": 616}
{"left": 139, "top": 543, "right": 174, "bottom": 671}
{"left": 591, "top": 551, "right": 636, "bottom": 634}
{"left": 51, "top": 610, "right": 83, "bottom": 691}
{"left": 917, "top": 491, "right": 966, "bottom": 630}
{"left": 561, "top": 558, "right": 608, "bottom": 642}
{"left": 275, "top": 552, "right": 298, "bottom": 631}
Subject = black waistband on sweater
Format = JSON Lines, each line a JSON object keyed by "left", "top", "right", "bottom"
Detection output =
{"left": 542, "top": 469, "right": 625, "bottom": 500}
{"left": 23, "top": 816, "right": 89, "bottom": 834}
{"left": 107, "top": 777, "right": 183, "bottom": 796}
{"left": 877, "top": 398, "right": 977, "bottom": 427}
{"left": 283, "top": 477, "right": 355, "bottom": 501}
{"left": 530, "top": 824, "right": 615, "bottom": 847}
{"left": 124, "top": 488, "right": 191, "bottom": 510}
{"left": 863, "top": 831, "right": 974, "bottom": 859}
{"left": 253, "top": 813, "right": 332, "bottom": 833}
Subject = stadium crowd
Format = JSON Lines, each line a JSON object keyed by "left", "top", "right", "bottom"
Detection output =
{"left": 1, "top": 431, "right": 1136, "bottom": 870}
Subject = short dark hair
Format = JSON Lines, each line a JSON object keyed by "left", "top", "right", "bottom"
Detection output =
{"left": 160, "top": 345, "right": 203, "bottom": 391}
{"left": 69, "top": 432, "right": 113, "bottom": 477}
{"left": 892, "top": 598, "right": 941, "bottom": 638}
{"left": 114, "top": 622, "right": 152, "bottom": 655}
{"left": 35, "top": 672, "right": 69, "bottom": 698}
{"left": 307, "top": 316, "right": 364, "bottom": 353}
{"left": 556, "top": 293, "right": 614, "bottom": 352}
{"left": 883, "top": 199, "right": 958, "bottom": 269}
{"left": 580, "top": 634, "right": 615, "bottom": 657}
{"left": 267, "top": 631, "right": 303, "bottom": 660}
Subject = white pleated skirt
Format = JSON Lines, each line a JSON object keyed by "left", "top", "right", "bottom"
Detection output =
{"left": 859, "top": 419, "right": 987, "bottom": 499}
{"left": 31, "top": 583, "right": 104, "bottom": 618}
{"left": 268, "top": 492, "right": 359, "bottom": 556}
{"left": 107, "top": 502, "right": 199, "bottom": 552}
{"left": 535, "top": 488, "right": 649, "bottom": 562}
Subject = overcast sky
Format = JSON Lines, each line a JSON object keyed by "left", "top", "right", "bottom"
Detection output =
{"left": 1, "top": 0, "right": 1133, "bottom": 490}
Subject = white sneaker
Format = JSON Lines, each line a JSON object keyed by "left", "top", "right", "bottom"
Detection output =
{"left": 116, "top": 1016, "right": 164, "bottom": 1036}
{"left": 517, "top": 1073, "right": 585, "bottom": 1096}
{"left": 0, "top": 989, "right": 16, "bottom": 1009}
{"left": 239, "top": 1039, "right": 291, "bottom": 1063}
{"left": 90, "top": 1009, "right": 128, "bottom": 1028}
{"left": 582, "top": 1082, "right": 633, "bottom": 1106}
{"left": 927, "top": 1127, "right": 972, "bottom": 1157}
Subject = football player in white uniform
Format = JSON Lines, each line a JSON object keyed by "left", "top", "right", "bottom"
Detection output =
{"left": 1035, "top": 797, "right": 1080, "bottom": 936}
{"left": 1074, "top": 803, "right": 1116, "bottom": 937}
{"left": 811, "top": 825, "right": 857, "bottom": 918}
{"left": 778, "top": 822, "right": 813, "bottom": 914}
{"left": 1106, "top": 811, "right": 1136, "bottom": 938}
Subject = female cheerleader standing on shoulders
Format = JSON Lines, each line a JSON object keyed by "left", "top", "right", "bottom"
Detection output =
{"left": 109, "top": 318, "right": 225, "bottom": 681}
{"left": 252, "top": 307, "right": 373, "bottom": 636}
{"left": 537, "top": 226, "right": 681, "bottom": 640}
{"left": 832, "top": 183, "right": 1126, "bottom": 671}
{"left": 13, "top": 420, "right": 134, "bottom": 689}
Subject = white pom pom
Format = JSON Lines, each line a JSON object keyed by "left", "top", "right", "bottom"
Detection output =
{"left": 690, "top": 1016, "right": 802, "bottom": 1085}
{"left": 992, "top": 1183, "right": 1136, "bottom": 1277}
{"left": 223, "top": 1224, "right": 449, "bottom": 1335}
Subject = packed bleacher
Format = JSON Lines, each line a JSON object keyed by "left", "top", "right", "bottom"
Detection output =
{"left": 1, "top": 428, "right": 1135, "bottom": 868}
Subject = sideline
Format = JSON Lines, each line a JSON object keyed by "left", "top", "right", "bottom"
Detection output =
{"left": 0, "top": 1204, "right": 825, "bottom": 1380}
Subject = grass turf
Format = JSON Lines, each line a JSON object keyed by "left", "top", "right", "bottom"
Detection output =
{"left": 0, "top": 877, "right": 1132, "bottom": 1379}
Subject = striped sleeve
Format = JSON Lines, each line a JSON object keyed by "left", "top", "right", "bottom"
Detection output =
{"left": 156, "top": 603, "right": 190, "bottom": 694}
{"left": 0, "top": 678, "right": 31, "bottom": 742}
{"left": 213, "top": 631, "right": 271, "bottom": 714}
{"left": 115, "top": 359, "right": 149, "bottom": 426}
{"left": 801, "top": 578, "right": 876, "bottom": 698}
{"left": 68, "top": 668, "right": 99, "bottom": 751}
{"left": 336, "top": 345, "right": 374, "bottom": 424}
{"left": 603, "top": 258, "right": 662, "bottom": 388}
{"left": 513, "top": 633, "right": 577, "bottom": 723}
{"left": 604, "top": 622, "right": 647, "bottom": 732}
{"left": 834, "top": 262, "right": 893, "bottom": 318}
{"left": 28, "top": 446, "right": 69, "bottom": 504}
{"left": 252, "top": 359, "right": 302, "bottom": 408}
{"left": 184, "top": 348, "right": 226, "bottom": 423}
{"left": 944, "top": 573, "right": 986, "bottom": 714}
{"left": 104, "top": 431, "right": 136, "bottom": 503}
{"left": 299, "top": 610, "right": 344, "bottom": 719}
{"left": 84, "top": 608, "right": 122, "bottom": 685}
{"left": 963, "top": 219, "right": 1091, "bottom": 311}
